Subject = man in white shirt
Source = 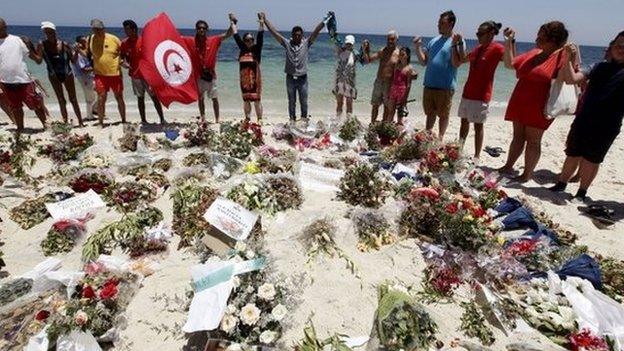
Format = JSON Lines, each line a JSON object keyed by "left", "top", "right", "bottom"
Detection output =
{"left": 0, "top": 18, "right": 48, "bottom": 131}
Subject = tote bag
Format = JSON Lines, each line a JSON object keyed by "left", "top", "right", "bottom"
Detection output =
{"left": 545, "top": 50, "right": 580, "bottom": 120}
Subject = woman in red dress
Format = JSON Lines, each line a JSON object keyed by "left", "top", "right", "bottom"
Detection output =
{"left": 499, "top": 22, "right": 569, "bottom": 182}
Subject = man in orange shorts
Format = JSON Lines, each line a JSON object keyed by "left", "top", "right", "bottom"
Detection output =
{"left": 0, "top": 18, "right": 47, "bottom": 131}
{"left": 88, "top": 18, "right": 126, "bottom": 126}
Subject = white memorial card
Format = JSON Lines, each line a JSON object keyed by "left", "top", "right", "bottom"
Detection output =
{"left": 203, "top": 197, "right": 258, "bottom": 241}
{"left": 45, "top": 190, "right": 106, "bottom": 220}
{"left": 298, "top": 162, "right": 345, "bottom": 192}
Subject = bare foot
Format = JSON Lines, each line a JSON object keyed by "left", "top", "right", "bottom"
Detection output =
{"left": 497, "top": 166, "right": 514, "bottom": 175}
{"left": 512, "top": 174, "right": 531, "bottom": 183}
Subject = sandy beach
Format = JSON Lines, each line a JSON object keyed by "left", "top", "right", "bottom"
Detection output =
{"left": 1, "top": 106, "right": 623, "bottom": 350}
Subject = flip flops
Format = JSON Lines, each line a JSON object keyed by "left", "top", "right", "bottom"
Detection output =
{"left": 484, "top": 146, "right": 504, "bottom": 158}
{"left": 582, "top": 204, "right": 616, "bottom": 226}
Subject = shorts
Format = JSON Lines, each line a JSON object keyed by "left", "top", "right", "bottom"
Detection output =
{"left": 198, "top": 78, "right": 218, "bottom": 99}
{"left": 371, "top": 78, "right": 391, "bottom": 106}
{"left": 95, "top": 75, "right": 123, "bottom": 95}
{"left": 458, "top": 98, "right": 489, "bottom": 123}
{"left": 423, "top": 87, "right": 454, "bottom": 118}
{"left": 1, "top": 82, "right": 43, "bottom": 110}
{"left": 565, "top": 120, "right": 620, "bottom": 164}
{"left": 131, "top": 78, "right": 154, "bottom": 98}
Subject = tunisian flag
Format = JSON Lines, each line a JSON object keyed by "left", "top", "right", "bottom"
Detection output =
{"left": 139, "top": 13, "right": 198, "bottom": 107}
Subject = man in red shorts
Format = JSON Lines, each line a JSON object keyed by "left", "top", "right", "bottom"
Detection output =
{"left": 88, "top": 18, "right": 126, "bottom": 127}
{"left": 0, "top": 18, "right": 48, "bottom": 131}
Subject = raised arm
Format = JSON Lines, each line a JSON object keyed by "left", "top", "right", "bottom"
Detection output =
{"left": 257, "top": 16, "right": 264, "bottom": 49}
{"left": 221, "top": 15, "right": 235, "bottom": 40}
{"left": 259, "top": 12, "right": 286, "bottom": 46}
{"left": 231, "top": 21, "right": 246, "bottom": 51}
{"left": 361, "top": 40, "right": 381, "bottom": 63}
{"left": 503, "top": 27, "right": 516, "bottom": 69}
{"left": 308, "top": 19, "right": 325, "bottom": 46}
{"left": 412, "top": 37, "right": 428, "bottom": 66}
{"left": 23, "top": 37, "right": 43, "bottom": 64}
{"left": 451, "top": 33, "right": 466, "bottom": 68}
{"left": 562, "top": 43, "right": 586, "bottom": 84}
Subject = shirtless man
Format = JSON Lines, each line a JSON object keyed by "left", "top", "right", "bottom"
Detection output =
{"left": 363, "top": 30, "right": 400, "bottom": 123}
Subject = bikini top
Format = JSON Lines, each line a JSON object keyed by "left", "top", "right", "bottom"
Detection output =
{"left": 41, "top": 39, "right": 72, "bottom": 77}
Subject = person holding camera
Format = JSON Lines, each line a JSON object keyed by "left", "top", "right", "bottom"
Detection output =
{"left": 186, "top": 16, "right": 234, "bottom": 123}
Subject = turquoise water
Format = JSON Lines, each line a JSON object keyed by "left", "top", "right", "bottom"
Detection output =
{"left": 9, "top": 25, "right": 608, "bottom": 119}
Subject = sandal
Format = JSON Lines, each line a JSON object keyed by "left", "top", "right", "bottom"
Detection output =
{"left": 583, "top": 205, "right": 616, "bottom": 226}
{"left": 484, "top": 146, "right": 504, "bottom": 158}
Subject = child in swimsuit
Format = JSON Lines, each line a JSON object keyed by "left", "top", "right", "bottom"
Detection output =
{"left": 386, "top": 47, "right": 417, "bottom": 125}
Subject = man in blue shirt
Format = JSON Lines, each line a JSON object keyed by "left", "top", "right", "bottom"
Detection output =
{"left": 413, "top": 10, "right": 464, "bottom": 140}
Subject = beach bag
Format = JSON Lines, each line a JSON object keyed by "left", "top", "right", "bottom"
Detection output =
{"left": 545, "top": 51, "right": 580, "bottom": 119}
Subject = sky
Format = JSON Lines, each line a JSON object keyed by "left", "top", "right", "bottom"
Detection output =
{"left": 1, "top": 0, "right": 621, "bottom": 46}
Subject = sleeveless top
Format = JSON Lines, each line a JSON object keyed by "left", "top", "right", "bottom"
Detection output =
{"left": 42, "top": 39, "right": 72, "bottom": 79}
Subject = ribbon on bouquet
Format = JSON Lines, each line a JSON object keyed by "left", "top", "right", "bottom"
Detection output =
{"left": 192, "top": 257, "right": 266, "bottom": 292}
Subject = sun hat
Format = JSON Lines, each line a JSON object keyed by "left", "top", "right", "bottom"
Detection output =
{"left": 345, "top": 35, "right": 355, "bottom": 45}
{"left": 41, "top": 21, "right": 56, "bottom": 31}
{"left": 90, "top": 19, "right": 105, "bottom": 29}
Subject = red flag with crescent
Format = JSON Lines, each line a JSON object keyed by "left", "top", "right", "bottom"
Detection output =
{"left": 139, "top": 12, "right": 198, "bottom": 107}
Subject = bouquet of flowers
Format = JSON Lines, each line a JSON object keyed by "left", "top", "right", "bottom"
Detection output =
{"left": 421, "top": 143, "right": 462, "bottom": 174}
{"left": 597, "top": 256, "right": 624, "bottom": 302}
{"left": 369, "top": 282, "right": 438, "bottom": 351}
{"left": 292, "top": 133, "right": 332, "bottom": 152}
{"left": 417, "top": 261, "right": 462, "bottom": 302}
{"left": 351, "top": 209, "right": 396, "bottom": 252}
{"left": 79, "top": 154, "right": 112, "bottom": 169}
{"left": 338, "top": 116, "right": 363, "bottom": 142}
{"left": 256, "top": 146, "right": 298, "bottom": 174}
{"left": 504, "top": 237, "right": 554, "bottom": 272}
{"left": 366, "top": 122, "right": 401, "bottom": 148}
{"left": 40, "top": 215, "right": 92, "bottom": 256}
{"left": 337, "top": 163, "right": 393, "bottom": 208}
{"left": 117, "top": 123, "right": 148, "bottom": 152}
{"left": 107, "top": 180, "right": 158, "bottom": 213}
{"left": 241, "top": 120, "right": 264, "bottom": 146}
{"left": 227, "top": 175, "right": 303, "bottom": 215}
{"left": 44, "top": 263, "right": 140, "bottom": 344}
{"left": 381, "top": 129, "right": 437, "bottom": 162}
{"left": 510, "top": 279, "right": 576, "bottom": 342}
{"left": 0, "top": 133, "right": 36, "bottom": 181}
{"left": 82, "top": 207, "right": 164, "bottom": 261}
{"left": 459, "top": 301, "right": 495, "bottom": 346}
{"left": 217, "top": 121, "right": 256, "bottom": 159}
{"left": 300, "top": 218, "right": 359, "bottom": 278}
{"left": 184, "top": 119, "right": 218, "bottom": 148}
{"left": 171, "top": 179, "right": 219, "bottom": 247}
{"left": 398, "top": 186, "right": 445, "bottom": 237}
{"left": 10, "top": 192, "right": 73, "bottom": 230}
{"left": 183, "top": 152, "right": 211, "bottom": 167}
{"left": 567, "top": 329, "right": 611, "bottom": 351}
{"left": 37, "top": 133, "right": 94, "bottom": 162}
{"left": 0, "top": 277, "right": 33, "bottom": 305}
{"left": 206, "top": 244, "right": 289, "bottom": 348}
{"left": 438, "top": 195, "right": 493, "bottom": 251}
{"left": 153, "top": 158, "right": 173, "bottom": 172}
{"left": 69, "top": 170, "right": 115, "bottom": 194}
{"left": 49, "top": 121, "right": 72, "bottom": 136}
{"left": 136, "top": 171, "right": 170, "bottom": 189}
{"left": 466, "top": 169, "right": 507, "bottom": 209}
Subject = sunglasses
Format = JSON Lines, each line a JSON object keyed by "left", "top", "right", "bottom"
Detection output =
{"left": 244, "top": 37, "right": 254, "bottom": 42}
{"left": 197, "top": 27, "right": 208, "bottom": 31}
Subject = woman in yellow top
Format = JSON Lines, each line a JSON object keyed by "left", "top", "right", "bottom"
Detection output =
{"left": 88, "top": 18, "right": 126, "bottom": 126}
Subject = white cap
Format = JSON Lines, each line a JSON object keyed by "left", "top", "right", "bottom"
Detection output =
{"left": 345, "top": 35, "right": 355, "bottom": 45}
{"left": 41, "top": 21, "right": 56, "bottom": 31}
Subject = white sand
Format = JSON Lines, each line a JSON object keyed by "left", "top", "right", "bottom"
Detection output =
{"left": 1, "top": 107, "right": 623, "bottom": 350}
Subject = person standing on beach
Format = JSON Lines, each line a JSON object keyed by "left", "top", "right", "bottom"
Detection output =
{"left": 0, "top": 18, "right": 48, "bottom": 131}
{"left": 260, "top": 12, "right": 326, "bottom": 124}
{"left": 413, "top": 10, "right": 464, "bottom": 140}
{"left": 455, "top": 21, "right": 505, "bottom": 160}
{"left": 549, "top": 32, "right": 624, "bottom": 201}
{"left": 362, "top": 30, "right": 400, "bottom": 123}
{"left": 121, "top": 19, "right": 165, "bottom": 124}
{"left": 231, "top": 13, "right": 264, "bottom": 123}
{"left": 71, "top": 35, "right": 96, "bottom": 121}
{"left": 498, "top": 22, "right": 569, "bottom": 182}
{"left": 333, "top": 34, "right": 358, "bottom": 119}
{"left": 88, "top": 19, "right": 126, "bottom": 127}
{"left": 386, "top": 47, "right": 417, "bottom": 125}
{"left": 32, "top": 21, "right": 84, "bottom": 126}
{"left": 185, "top": 17, "right": 234, "bottom": 123}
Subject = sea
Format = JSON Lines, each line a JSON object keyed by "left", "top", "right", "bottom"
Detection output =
{"left": 7, "top": 25, "right": 608, "bottom": 120}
